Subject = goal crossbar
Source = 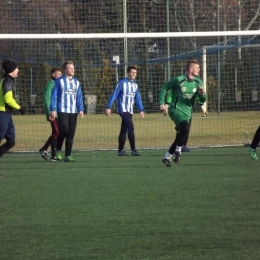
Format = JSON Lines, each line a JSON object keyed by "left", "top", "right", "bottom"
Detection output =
{"left": 0, "top": 30, "right": 259, "bottom": 39}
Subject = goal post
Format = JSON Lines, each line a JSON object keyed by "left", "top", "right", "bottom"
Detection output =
{"left": 1, "top": 31, "right": 260, "bottom": 151}
{"left": 202, "top": 43, "right": 260, "bottom": 114}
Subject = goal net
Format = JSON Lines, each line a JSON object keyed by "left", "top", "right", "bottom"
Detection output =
{"left": 1, "top": 0, "right": 260, "bottom": 151}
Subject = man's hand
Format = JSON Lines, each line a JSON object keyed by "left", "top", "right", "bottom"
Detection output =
{"left": 140, "top": 111, "right": 144, "bottom": 118}
{"left": 198, "top": 86, "right": 205, "bottom": 96}
{"left": 201, "top": 104, "right": 208, "bottom": 116}
{"left": 79, "top": 111, "right": 84, "bottom": 119}
{"left": 163, "top": 104, "right": 169, "bottom": 116}
{"left": 19, "top": 107, "right": 26, "bottom": 115}
{"left": 105, "top": 108, "right": 111, "bottom": 117}
{"left": 50, "top": 111, "right": 56, "bottom": 120}
{"left": 160, "top": 104, "right": 167, "bottom": 115}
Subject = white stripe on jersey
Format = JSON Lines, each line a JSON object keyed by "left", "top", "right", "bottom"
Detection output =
{"left": 121, "top": 81, "right": 138, "bottom": 113}
{"left": 59, "top": 77, "right": 79, "bottom": 113}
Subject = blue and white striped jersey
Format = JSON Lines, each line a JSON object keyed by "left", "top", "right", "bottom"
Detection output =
{"left": 50, "top": 75, "right": 84, "bottom": 113}
{"left": 106, "top": 78, "right": 144, "bottom": 114}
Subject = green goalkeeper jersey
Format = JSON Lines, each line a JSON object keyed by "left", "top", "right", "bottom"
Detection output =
{"left": 159, "top": 75, "right": 207, "bottom": 118}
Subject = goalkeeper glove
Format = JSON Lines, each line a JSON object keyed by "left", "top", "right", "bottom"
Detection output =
{"left": 19, "top": 107, "right": 26, "bottom": 115}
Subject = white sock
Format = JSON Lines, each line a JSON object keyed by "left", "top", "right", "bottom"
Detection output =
{"left": 164, "top": 152, "right": 172, "bottom": 159}
{"left": 176, "top": 146, "right": 182, "bottom": 153}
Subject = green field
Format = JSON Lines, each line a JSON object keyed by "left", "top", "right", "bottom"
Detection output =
{"left": 10, "top": 111, "right": 260, "bottom": 152}
{"left": 0, "top": 147, "right": 259, "bottom": 260}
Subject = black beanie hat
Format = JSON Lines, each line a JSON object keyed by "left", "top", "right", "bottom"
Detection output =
{"left": 2, "top": 60, "right": 18, "bottom": 74}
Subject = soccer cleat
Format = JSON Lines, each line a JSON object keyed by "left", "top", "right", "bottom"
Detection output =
{"left": 132, "top": 149, "right": 140, "bottom": 156}
{"left": 56, "top": 151, "right": 63, "bottom": 161}
{"left": 118, "top": 150, "right": 128, "bottom": 156}
{"left": 181, "top": 146, "right": 190, "bottom": 152}
{"left": 162, "top": 157, "right": 172, "bottom": 167}
{"left": 249, "top": 148, "right": 258, "bottom": 160}
{"left": 39, "top": 148, "right": 48, "bottom": 161}
{"left": 173, "top": 151, "right": 181, "bottom": 163}
{"left": 0, "top": 174, "right": 2, "bottom": 178}
{"left": 50, "top": 156, "right": 59, "bottom": 161}
{"left": 64, "top": 156, "right": 76, "bottom": 162}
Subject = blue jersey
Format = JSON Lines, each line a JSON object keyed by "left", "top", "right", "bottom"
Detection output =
{"left": 106, "top": 78, "right": 144, "bottom": 114}
{"left": 50, "top": 75, "right": 84, "bottom": 113}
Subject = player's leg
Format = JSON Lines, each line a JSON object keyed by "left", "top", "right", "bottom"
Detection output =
{"left": 39, "top": 122, "right": 51, "bottom": 160}
{"left": 49, "top": 119, "right": 59, "bottom": 161}
{"left": 249, "top": 126, "right": 260, "bottom": 160}
{"left": 162, "top": 133, "right": 178, "bottom": 167}
{"left": 182, "top": 116, "right": 192, "bottom": 152}
{"left": 162, "top": 110, "right": 190, "bottom": 165}
{"left": 118, "top": 113, "right": 129, "bottom": 156}
{"left": 0, "top": 136, "right": 15, "bottom": 158}
{"left": 164, "top": 121, "right": 189, "bottom": 164}
{"left": 120, "top": 112, "right": 140, "bottom": 156}
{"left": 56, "top": 112, "right": 69, "bottom": 160}
{"left": 0, "top": 113, "right": 15, "bottom": 158}
{"left": 64, "top": 113, "right": 77, "bottom": 162}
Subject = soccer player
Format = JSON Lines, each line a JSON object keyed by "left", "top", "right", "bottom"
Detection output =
{"left": 0, "top": 60, "right": 25, "bottom": 178}
{"left": 159, "top": 60, "right": 207, "bottom": 166}
{"left": 248, "top": 127, "right": 260, "bottom": 160}
{"left": 105, "top": 65, "right": 144, "bottom": 156}
{"left": 50, "top": 61, "right": 84, "bottom": 162}
{"left": 39, "top": 67, "right": 62, "bottom": 161}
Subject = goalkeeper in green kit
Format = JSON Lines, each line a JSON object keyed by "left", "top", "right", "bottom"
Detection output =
{"left": 158, "top": 60, "right": 207, "bottom": 167}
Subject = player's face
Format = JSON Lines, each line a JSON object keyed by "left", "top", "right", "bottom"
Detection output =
{"left": 53, "top": 70, "right": 62, "bottom": 79}
{"left": 127, "top": 69, "right": 137, "bottom": 81}
{"left": 190, "top": 64, "right": 200, "bottom": 77}
{"left": 65, "top": 64, "right": 74, "bottom": 77}
{"left": 10, "top": 67, "right": 19, "bottom": 78}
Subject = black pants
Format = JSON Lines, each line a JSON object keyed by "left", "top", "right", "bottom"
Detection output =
{"left": 250, "top": 126, "right": 260, "bottom": 150}
{"left": 57, "top": 113, "right": 77, "bottom": 157}
{"left": 118, "top": 112, "right": 135, "bottom": 151}
{"left": 42, "top": 119, "right": 59, "bottom": 156}
{"left": 169, "top": 120, "right": 190, "bottom": 154}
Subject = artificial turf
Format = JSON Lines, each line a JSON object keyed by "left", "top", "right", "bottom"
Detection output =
{"left": 0, "top": 147, "right": 259, "bottom": 260}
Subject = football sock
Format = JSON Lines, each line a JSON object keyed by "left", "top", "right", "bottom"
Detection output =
{"left": 164, "top": 152, "right": 172, "bottom": 159}
{"left": 175, "top": 146, "right": 182, "bottom": 153}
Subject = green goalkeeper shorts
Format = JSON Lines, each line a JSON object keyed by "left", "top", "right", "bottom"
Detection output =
{"left": 168, "top": 108, "right": 191, "bottom": 132}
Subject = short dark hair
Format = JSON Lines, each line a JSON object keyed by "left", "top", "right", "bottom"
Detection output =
{"left": 51, "top": 68, "right": 62, "bottom": 74}
{"left": 127, "top": 65, "right": 138, "bottom": 73}
{"left": 186, "top": 59, "right": 200, "bottom": 70}
{"left": 62, "top": 61, "right": 74, "bottom": 70}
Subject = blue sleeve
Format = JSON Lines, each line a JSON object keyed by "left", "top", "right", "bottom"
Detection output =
{"left": 106, "top": 83, "right": 122, "bottom": 109}
{"left": 50, "top": 80, "right": 58, "bottom": 111}
{"left": 76, "top": 86, "right": 84, "bottom": 112}
{"left": 135, "top": 88, "right": 144, "bottom": 111}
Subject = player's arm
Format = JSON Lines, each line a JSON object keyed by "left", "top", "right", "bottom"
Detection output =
{"left": 158, "top": 79, "right": 175, "bottom": 113}
{"left": 195, "top": 78, "right": 207, "bottom": 103}
{"left": 4, "top": 91, "right": 20, "bottom": 110}
{"left": 196, "top": 88, "right": 207, "bottom": 104}
{"left": 76, "top": 85, "right": 84, "bottom": 119}
{"left": 163, "top": 90, "right": 172, "bottom": 115}
{"left": 105, "top": 82, "right": 122, "bottom": 116}
{"left": 134, "top": 88, "right": 144, "bottom": 118}
{"left": 43, "top": 81, "right": 53, "bottom": 119}
{"left": 50, "top": 81, "right": 58, "bottom": 119}
{"left": 3, "top": 82, "right": 25, "bottom": 114}
{"left": 200, "top": 103, "right": 208, "bottom": 117}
